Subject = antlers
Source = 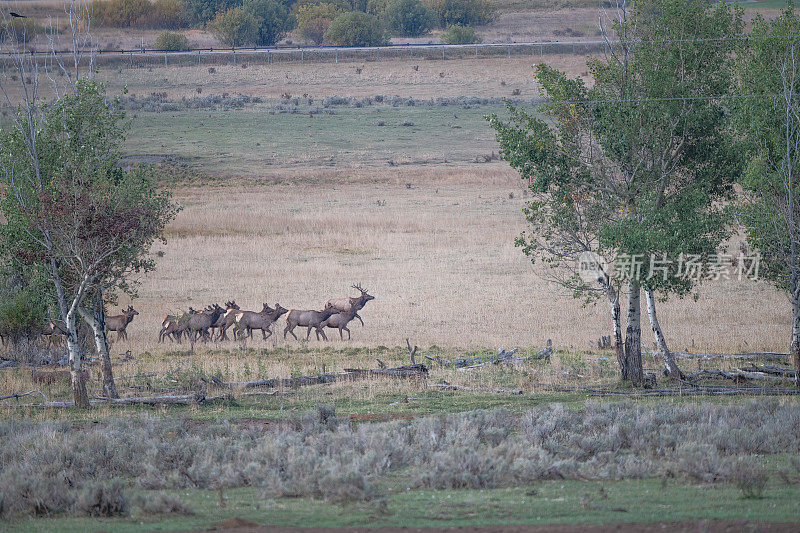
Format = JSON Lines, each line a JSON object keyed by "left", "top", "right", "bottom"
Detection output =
{"left": 352, "top": 283, "right": 369, "bottom": 295}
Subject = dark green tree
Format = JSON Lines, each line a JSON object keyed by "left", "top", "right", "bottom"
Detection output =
{"left": 245, "top": 0, "right": 293, "bottom": 46}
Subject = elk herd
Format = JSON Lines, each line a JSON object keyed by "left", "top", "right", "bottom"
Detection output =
{"left": 158, "top": 285, "right": 375, "bottom": 344}
{"left": 35, "top": 286, "right": 375, "bottom": 348}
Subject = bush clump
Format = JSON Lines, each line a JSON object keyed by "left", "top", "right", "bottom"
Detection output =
{"left": 324, "top": 11, "right": 388, "bottom": 46}
{"left": 154, "top": 31, "right": 190, "bottom": 51}
{"left": 425, "top": 0, "right": 492, "bottom": 28}
{"left": 76, "top": 481, "right": 129, "bottom": 517}
{"left": 440, "top": 23, "right": 480, "bottom": 44}
{"left": 91, "top": 0, "right": 186, "bottom": 29}
{"left": 209, "top": 6, "right": 260, "bottom": 46}
{"left": 295, "top": 3, "right": 344, "bottom": 45}
{"left": 383, "top": 0, "right": 436, "bottom": 36}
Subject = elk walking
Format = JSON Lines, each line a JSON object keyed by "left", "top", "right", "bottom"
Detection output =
{"left": 284, "top": 307, "right": 338, "bottom": 341}
{"left": 235, "top": 303, "right": 288, "bottom": 340}
{"left": 325, "top": 284, "right": 374, "bottom": 326}
{"left": 186, "top": 304, "right": 225, "bottom": 343}
{"left": 320, "top": 306, "right": 360, "bottom": 340}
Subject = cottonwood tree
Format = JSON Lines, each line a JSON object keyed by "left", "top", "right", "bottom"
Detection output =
{"left": 0, "top": 6, "right": 178, "bottom": 405}
{"left": 491, "top": 0, "right": 742, "bottom": 383}
{"left": 1, "top": 81, "right": 178, "bottom": 406}
{"left": 488, "top": 67, "right": 626, "bottom": 374}
{"left": 734, "top": 7, "right": 800, "bottom": 386}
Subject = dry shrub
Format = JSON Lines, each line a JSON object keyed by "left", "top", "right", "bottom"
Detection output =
{"left": 731, "top": 462, "right": 769, "bottom": 499}
{"left": 76, "top": 481, "right": 129, "bottom": 517}
{"left": 1, "top": 400, "right": 799, "bottom": 518}
{"left": 138, "top": 492, "right": 194, "bottom": 515}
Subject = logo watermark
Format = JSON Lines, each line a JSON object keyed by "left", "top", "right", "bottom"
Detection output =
{"left": 577, "top": 252, "right": 761, "bottom": 283}
{"left": 578, "top": 251, "right": 610, "bottom": 284}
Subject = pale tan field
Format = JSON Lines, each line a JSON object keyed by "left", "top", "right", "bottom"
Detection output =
{"left": 105, "top": 166, "right": 790, "bottom": 358}
{"left": 100, "top": 55, "right": 591, "bottom": 101}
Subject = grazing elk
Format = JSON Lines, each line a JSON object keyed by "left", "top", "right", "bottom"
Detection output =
{"left": 235, "top": 303, "right": 288, "bottom": 340}
{"left": 325, "top": 284, "right": 374, "bottom": 327}
{"left": 106, "top": 306, "right": 139, "bottom": 341}
{"left": 186, "top": 304, "right": 225, "bottom": 343}
{"left": 320, "top": 306, "right": 360, "bottom": 341}
{"left": 283, "top": 307, "right": 338, "bottom": 341}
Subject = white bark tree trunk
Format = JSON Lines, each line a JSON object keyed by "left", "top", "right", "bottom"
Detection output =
{"left": 645, "top": 288, "right": 684, "bottom": 379}
{"left": 78, "top": 295, "right": 118, "bottom": 399}
{"left": 624, "top": 280, "right": 644, "bottom": 384}
{"left": 603, "top": 280, "right": 626, "bottom": 380}
{"left": 65, "top": 307, "right": 90, "bottom": 408}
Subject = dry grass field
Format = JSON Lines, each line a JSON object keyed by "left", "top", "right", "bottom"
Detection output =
{"left": 109, "top": 170, "right": 789, "bottom": 358}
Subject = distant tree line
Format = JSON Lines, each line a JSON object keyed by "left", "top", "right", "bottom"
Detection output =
{"left": 89, "top": 0, "right": 492, "bottom": 48}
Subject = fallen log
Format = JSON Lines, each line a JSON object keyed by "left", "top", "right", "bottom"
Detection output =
{"left": 7, "top": 393, "right": 208, "bottom": 408}
{"left": 673, "top": 351, "right": 789, "bottom": 363}
{"left": 426, "top": 348, "right": 523, "bottom": 368}
{"left": 208, "top": 364, "right": 428, "bottom": 390}
{"left": 0, "top": 390, "right": 48, "bottom": 402}
{"left": 586, "top": 386, "right": 800, "bottom": 397}
{"left": 737, "top": 364, "right": 796, "bottom": 377}
{"left": 687, "top": 369, "right": 787, "bottom": 383}
{"left": 432, "top": 382, "right": 523, "bottom": 394}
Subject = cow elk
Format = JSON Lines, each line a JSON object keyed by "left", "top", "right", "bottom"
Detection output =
{"left": 321, "top": 306, "right": 360, "bottom": 340}
{"left": 212, "top": 301, "right": 240, "bottom": 340}
{"left": 284, "top": 307, "right": 338, "bottom": 341}
{"left": 325, "top": 284, "right": 374, "bottom": 326}
{"left": 186, "top": 304, "right": 225, "bottom": 343}
{"left": 41, "top": 320, "right": 67, "bottom": 348}
{"left": 235, "top": 303, "right": 288, "bottom": 340}
{"left": 107, "top": 306, "right": 138, "bottom": 341}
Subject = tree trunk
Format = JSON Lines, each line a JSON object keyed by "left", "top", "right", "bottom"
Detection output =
{"left": 624, "top": 280, "right": 644, "bottom": 384}
{"left": 604, "top": 281, "right": 626, "bottom": 380}
{"left": 78, "top": 294, "right": 118, "bottom": 399}
{"left": 792, "top": 286, "right": 800, "bottom": 388}
{"left": 645, "top": 288, "right": 684, "bottom": 379}
{"left": 66, "top": 311, "right": 90, "bottom": 408}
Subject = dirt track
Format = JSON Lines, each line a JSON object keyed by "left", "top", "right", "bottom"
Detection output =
{"left": 200, "top": 518, "right": 800, "bottom": 533}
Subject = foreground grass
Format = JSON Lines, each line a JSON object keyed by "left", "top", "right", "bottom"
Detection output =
{"left": 8, "top": 479, "right": 800, "bottom": 532}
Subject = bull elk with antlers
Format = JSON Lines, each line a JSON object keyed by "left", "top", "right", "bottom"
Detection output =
{"left": 106, "top": 306, "right": 138, "bottom": 341}
{"left": 325, "top": 284, "right": 374, "bottom": 326}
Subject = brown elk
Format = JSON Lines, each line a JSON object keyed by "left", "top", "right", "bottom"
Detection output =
{"left": 320, "top": 306, "right": 360, "bottom": 341}
{"left": 211, "top": 301, "right": 240, "bottom": 340}
{"left": 32, "top": 368, "right": 90, "bottom": 385}
{"left": 40, "top": 320, "right": 68, "bottom": 348}
{"left": 283, "top": 307, "right": 338, "bottom": 341}
{"left": 325, "top": 284, "right": 374, "bottom": 327}
{"left": 218, "top": 301, "right": 257, "bottom": 341}
{"left": 235, "top": 303, "right": 288, "bottom": 340}
{"left": 162, "top": 307, "right": 202, "bottom": 344}
{"left": 186, "top": 304, "right": 225, "bottom": 342}
{"left": 107, "top": 306, "right": 138, "bottom": 341}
